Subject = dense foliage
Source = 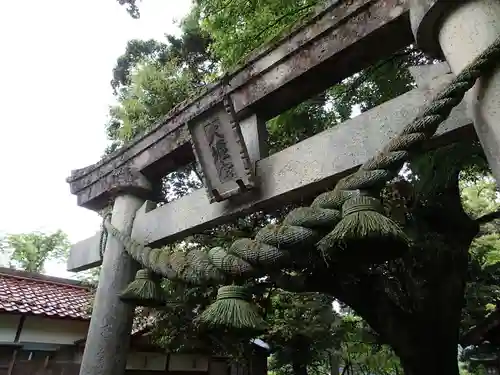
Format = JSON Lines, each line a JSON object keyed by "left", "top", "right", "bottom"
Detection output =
{"left": 0, "top": 230, "right": 70, "bottom": 273}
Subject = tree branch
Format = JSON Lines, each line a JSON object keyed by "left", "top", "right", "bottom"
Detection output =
{"left": 330, "top": 47, "right": 417, "bottom": 105}
{"left": 476, "top": 209, "right": 500, "bottom": 225}
{"left": 340, "top": 361, "right": 350, "bottom": 375}
{"left": 252, "top": 3, "right": 316, "bottom": 43}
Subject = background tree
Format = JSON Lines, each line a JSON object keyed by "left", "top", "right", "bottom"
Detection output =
{"left": 263, "top": 291, "right": 337, "bottom": 375}
{"left": 334, "top": 314, "right": 402, "bottom": 375}
{"left": 0, "top": 230, "right": 70, "bottom": 273}
{"left": 461, "top": 177, "right": 500, "bottom": 332}
{"left": 457, "top": 177, "right": 500, "bottom": 375}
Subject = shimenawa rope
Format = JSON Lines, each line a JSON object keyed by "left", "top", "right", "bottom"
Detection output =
{"left": 102, "top": 36, "right": 500, "bottom": 331}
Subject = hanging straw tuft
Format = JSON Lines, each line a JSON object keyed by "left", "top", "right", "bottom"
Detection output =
{"left": 198, "top": 285, "right": 267, "bottom": 333}
{"left": 120, "top": 268, "right": 165, "bottom": 307}
{"left": 317, "top": 194, "right": 409, "bottom": 264}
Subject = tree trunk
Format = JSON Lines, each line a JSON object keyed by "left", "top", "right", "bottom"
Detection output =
{"left": 329, "top": 352, "right": 340, "bottom": 375}
{"left": 398, "top": 339, "right": 459, "bottom": 375}
{"left": 401, "top": 359, "right": 458, "bottom": 375}
{"left": 290, "top": 337, "right": 310, "bottom": 375}
{"left": 292, "top": 362, "right": 308, "bottom": 375}
{"left": 303, "top": 169, "right": 478, "bottom": 375}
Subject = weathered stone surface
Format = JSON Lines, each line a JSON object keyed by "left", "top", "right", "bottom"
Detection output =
{"left": 435, "top": 0, "right": 500, "bottom": 185}
{"left": 67, "top": 0, "right": 412, "bottom": 210}
{"left": 239, "top": 114, "right": 269, "bottom": 169}
{"left": 68, "top": 63, "right": 474, "bottom": 271}
{"left": 67, "top": 233, "right": 101, "bottom": 272}
{"left": 75, "top": 166, "right": 154, "bottom": 211}
{"left": 189, "top": 98, "right": 255, "bottom": 203}
{"left": 131, "top": 69, "right": 473, "bottom": 247}
{"left": 408, "top": 61, "right": 451, "bottom": 87}
{"left": 79, "top": 194, "right": 143, "bottom": 375}
{"left": 409, "top": 0, "right": 460, "bottom": 59}
{"left": 68, "top": 64, "right": 476, "bottom": 271}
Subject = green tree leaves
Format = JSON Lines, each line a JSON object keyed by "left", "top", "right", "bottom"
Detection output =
{"left": 461, "top": 176, "right": 500, "bottom": 335}
{"left": 1, "top": 230, "right": 70, "bottom": 273}
{"left": 196, "top": 0, "right": 319, "bottom": 69}
{"left": 109, "top": 58, "right": 197, "bottom": 143}
{"left": 265, "top": 291, "right": 337, "bottom": 375}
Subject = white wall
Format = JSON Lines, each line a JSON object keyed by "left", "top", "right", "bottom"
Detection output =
{"left": 1, "top": 313, "right": 223, "bottom": 373}
{"left": 210, "top": 359, "right": 229, "bottom": 375}
{"left": 18, "top": 315, "right": 88, "bottom": 345}
{"left": 169, "top": 354, "right": 210, "bottom": 372}
{"left": 126, "top": 352, "right": 168, "bottom": 371}
{"left": 0, "top": 314, "right": 21, "bottom": 342}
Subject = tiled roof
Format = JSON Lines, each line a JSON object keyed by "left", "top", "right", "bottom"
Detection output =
{"left": 0, "top": 267, "right": 154, "bottom": 335}
{"left": 0, "top": 268, "right": 90, "bottom": 320}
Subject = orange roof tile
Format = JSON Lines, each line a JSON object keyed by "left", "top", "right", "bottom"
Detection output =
{"left": 0, "top": 267, "right": 156, "bottom": 335}
{"left": 0, "top": 268, "right": 90, "bottom": 320}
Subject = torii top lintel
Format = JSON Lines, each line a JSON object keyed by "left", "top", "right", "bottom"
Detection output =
{"left": 66, "top": 0, "right": 412, "bottom": 211}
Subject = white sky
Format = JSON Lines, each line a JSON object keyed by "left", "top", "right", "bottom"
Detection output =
{"left": 0, "top": 0, "right": 192, "bottom": 277}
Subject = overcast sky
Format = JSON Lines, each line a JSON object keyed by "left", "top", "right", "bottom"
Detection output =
{"left": 0, "top": 0, "right": 192, "bottom": 277}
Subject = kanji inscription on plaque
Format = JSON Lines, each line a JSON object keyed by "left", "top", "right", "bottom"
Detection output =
{"left": 188, "top": 98, "right": 256, "bottom": 203}
{"left": 203, "top": 117, "right": 236, "bottom": 183}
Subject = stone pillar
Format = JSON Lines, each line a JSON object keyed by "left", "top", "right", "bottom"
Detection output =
{"left": 239, "top": 114, "right": 269, "bottom": 167}
{"left": 79, "top": 194, "right": 144, "bottom": 375}
{"left": 410, "top": 0, "right": 500, "bottom": 183}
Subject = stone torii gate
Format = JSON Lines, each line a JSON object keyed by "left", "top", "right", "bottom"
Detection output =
{"left": 66, "top": 1, "right": 500, "bottom": 375}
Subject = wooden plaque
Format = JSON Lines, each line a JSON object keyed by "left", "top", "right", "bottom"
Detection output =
{"left": 188, "top": 97, "right": 256, "bottom": 203}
